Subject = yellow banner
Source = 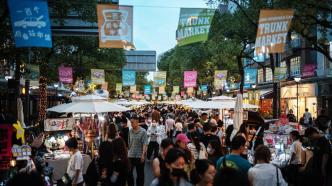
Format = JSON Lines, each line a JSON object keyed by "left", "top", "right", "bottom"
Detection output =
{"left": 116, "top": 83, "right": 122, "bottom": 93}
{"left": 97, "top": 5, "right": 134, "bottom": 49}
{"left": 255, "top": 9, "right": 294, "bottom": 54}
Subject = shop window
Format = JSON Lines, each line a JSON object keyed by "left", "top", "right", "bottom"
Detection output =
{"left": 266, "top": 68, "right": 273, "bottom": 82}
{"left": 257, "top": 68, "right": 264, "bottom": 84}
{"left": 290, "top": 56, "right": 301, "bottom": 77}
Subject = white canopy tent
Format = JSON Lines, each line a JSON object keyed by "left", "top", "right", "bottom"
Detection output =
{"left": 182, "top": 100, "right": 259, "bottom": 109}
{"left": 114, "top": 99, "right": 150, "bottom": 106}
{"left": 210, "top": 95, "right": 235, "bottom": 101}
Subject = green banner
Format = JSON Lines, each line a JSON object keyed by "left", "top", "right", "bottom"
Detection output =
{"left": 176, "top": 8, "right": 215, "bottom": 46}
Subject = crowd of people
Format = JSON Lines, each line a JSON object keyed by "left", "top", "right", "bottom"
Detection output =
{"left": 5, "top": 105, "right": 332, "bottom": 186}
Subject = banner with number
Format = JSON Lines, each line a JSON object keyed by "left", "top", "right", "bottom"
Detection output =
{"left": 58, "top": 66, "right": 73, "bottom": 84}
{"left": 255, "top": 9, "right": 294, "bottom": 53}
{"left": 116, "top": 83, "right": 122, "bottom": 93}
{"left": 184, "top": 71, "right": 197, "bottom": 88}
{"left": 173, "top": 86, "right": 180, "bottom": 94}
{"left": 153, "top": 71, "right": 167, "bottom": 87}
{"left": 176, "top": 8, "right": 215, "bottom": 46}
{"left": 214, "top": 70, "right": 227, "bottom": 89}
{"left": 274, "top": 67, "right": 287, "bottom": 81}
{"left": 122, "top": 70, "right": 136, "bottom": 86}
{"left": 8, "top": 0, "right": 52, "bottom": 48}
{"left": 91, "top": 69, "right": 105, "bottom": 84}
{"left": 144, "top": 85, "right": 151, "bottom": 95}
{"left": 97, "top": 5, "right": 134, "bottom": 49}
{"left": 44, "top": 118, "right": 75, "bottom": 131}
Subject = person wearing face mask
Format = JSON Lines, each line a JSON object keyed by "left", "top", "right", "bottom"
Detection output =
{"left": 153, "top": 139, "right": 174, "bottom": 177}
{"left": 207, "top": 140, "right": 223, "bottom": 166}
{"left": 150, "top": 148, "right": 192, "bottom": 186}
{"left": 190, "top": 160, "right": 216, "bottom": 186}
{"left": 147, "top": 120, "right": 166, "bottom": 161}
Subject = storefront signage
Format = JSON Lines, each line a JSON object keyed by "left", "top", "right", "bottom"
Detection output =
{"left": 8, "top": 0, "right": 52, "bottom": 48}
{"left": 91, "top": 69, "right": 105, "bottom": 84}
{"left": 44, "top": 118, "right": 75, "bottom": 131}
{"left": 0, "top": 125, "right": 12, "bottom": 170}
{"left": 122, "top": 70, "right": 136, "bottom": 86}
{"left": 255, "top": 9, "right": 294, "bottom": 54}
{"left": 184, "top": 71, "right": 197, "bottom": 88}
{"left": 11, "top": 145, "right": 31, "bottom": 160}
{"left": 214, "top": 70, "right": 227, "bottom": 89}
{"left": 302, "top": 64, "right": 316, "bottom": 78}
{"left": 281, "top": 83, "right": 317, "bottom": 98}
{"left": 58, "top": 66, "right": 73, "bottom": 84}
{"left": 97, "top": 5, "right": 134, "bottom": 49}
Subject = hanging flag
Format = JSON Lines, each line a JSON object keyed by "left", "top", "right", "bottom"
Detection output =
{"left": 130, "top": 85, "right": 136, "bottom": 93}
{"left": 173, "top": 86, "right": 180, "bottom": 94}
{"left": 144, "top": 85, "right": 151, "bottom": 95}
{"left": 159, "top": 86, "right": 165, "bottom": 94}
{"left": 176, "top": 8, "right": 215, "bottom": 46}
{"left": 214, "top": 70, "right": 227, "bottom": 89}
{"left": 122, "top": 70, "right": 136, "bottom": 86}
{"left": 200, "top": 85, "right": 208, "bottom": 92}
{"left": 187, "top": 87, "right": 194, "bottom": 93}
{"left": 274, "top": 67, "right": 287, "bottom": 81}
{"left": 116, "top": 83, "right": 122, "bottom": 93}
{"left": 255, "top": 9, "right": 294, "bottom": 54}
{"left": 8, "top": 0, "right": 52, "bottom": 48}
{"left": 153, "top": 71, "right": 167, "bottom": 87}
{"left": 244, "top": 69, "right": 258, "bottom": 86}
{"left": 184, "top": 71, "right": 197, "bottom": 88}
{"left": 58, "top": 66, "right": 73, "bottom": 84}
{"left": 91, "top": 69, "right": 105, "bottom": 84}
{"left": 25, "top": 64, "right": 39, "bottom": 86}
{"left": 101, "top": 82, "right": 108, "bottom": 90}
{"left": 97, "top": 4, "right": 134, "bottom": 49}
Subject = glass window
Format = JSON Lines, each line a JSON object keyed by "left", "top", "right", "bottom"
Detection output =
{"left": 266, "top": 68, "right": 273, "bottom": 82}
{"left": 290, "top": 56, "right": 301, "bottom": 77}
{"left": 257, "top": 68, "right": 264, "bottom": 84}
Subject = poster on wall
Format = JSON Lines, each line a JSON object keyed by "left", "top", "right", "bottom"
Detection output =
{"left": 214, "top": 70, "right": 227, "bottom": 89}
{"left": 122, "top": 70, "right": 136, "bottom": 86}
{"left": 184, "top": 71, "right": 197, "bottom": 88}
{"left": 255, "top": 9, "right": 294, "bottom": 54}
{"left": 44, "top": 118, "right": 75, "bottom": 131}
{"left": 153, "top": 71, "right": 167, "bottom": 87}
{"left": 0, "top": 125, "right": 12, "bottom": 170}
{"left": 97, "top": 5, "right": 134, "bottom": 49}
{"left": 58, "top": 66, "right": 73, "bottom": 84}
{"left": 91, "top": 69, "right": 105, "bottom": 84}
{"left": 8, "top": 0, "right": 52, "bottom": 48}
{"left": 176, "top": 8, "right": 215, "bottom": 46}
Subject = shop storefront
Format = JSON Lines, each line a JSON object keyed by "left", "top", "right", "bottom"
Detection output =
{"left": 281, "top": 83, "right": 318, "bottom": 119}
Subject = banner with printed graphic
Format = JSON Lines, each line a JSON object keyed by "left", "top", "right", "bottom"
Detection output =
{"left": 159, "top": 86, "right": 165, "bottom": 94}
{"left": 144, "top": 85, "right": 151, "bottom": 95}
{"left": 302, "top": 64, "right": 316, "bottom": 78}
{"left": 173, "top": 86, "right": 180, "bottom": 94}
{"left": 274, "top": 67, "right": 287, "bottom": 81}
{"left": 97, "top": 5, "right": 134, "bottom": 49}
{"left": 187, "top": 87, "right": 194, "bottom": 94}
{"left": 153, "top": 71, "right": 167, "bottom": 87}
{"left": 184, "top": 71, "right": 197, "bottom": 88}
{"left": 214, "top": 70, "right": 227, "bottom": 89}
{"left": 130, "top": 85, "right": 136, "bottom": 93}
{"left": 44, "top": 118, "right": 75, "bottom": 131}
{"left": 8, "top": 0, "right": 52, "bottom": 48}
{"left": 122, "top": 70, "right": 136, "bottom": 86}
{"left": 176, "top": 8, "right": 215, "bottom": 46}
{"left": 58, "top": 66, "right": 73, "bottom": 84}
{"left": 200, "top": 85, "right": 208, "bottom": 92}
{"left": 91, "top": 69, "right": 105, "bottom": 84}
{"left": 116, "top": 83, "right": 122, "bottom": 93}
{"left": 255, "top": 9, "right": 294, "bottom": 54}
{"left": 244, "top": 69, "right": 257, "bottom": 85}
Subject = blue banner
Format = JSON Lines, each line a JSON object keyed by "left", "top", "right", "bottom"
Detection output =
{"left": 8, "top": 0, "right": 52, "bottom": 48}
{"left": 122, "top": 70, "right": 136, "bottom": 86}
{"left": 200, "top": 85, "right": 208, "bottom": 92}
{"left": 244, "top": 69, "right": 257, "bottom": 86}
{"left": 144, "top": 85, "right": 151, "bottom": 95}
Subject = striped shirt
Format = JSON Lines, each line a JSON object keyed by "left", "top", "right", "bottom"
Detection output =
{"left": 128, "top": 127, "right": 148, "bottom": 158}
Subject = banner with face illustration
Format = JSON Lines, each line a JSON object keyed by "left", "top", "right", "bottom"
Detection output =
{"left": 184, "top": 71, "right": 197, "bottom": 88}
{"left": 214, "top": 70, "right": 227, "bottom": 90}
{"left": 91, "top": 69, "right": 105, "bottom": 84}
{"left": 97, "top": 5, "right": 134, "bottom": 49}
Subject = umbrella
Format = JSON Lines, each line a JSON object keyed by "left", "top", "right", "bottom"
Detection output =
{"left": 230, "top": 94, "right": 243, "bottom": 141}
{"left": 71, "top": 94, "right": 107, "bottom": 102}
{"left": 183, "top": 100, "right": 258, "bottom": 109}
{"left": 210, "top": 95, "right": 235, "bottom": 101}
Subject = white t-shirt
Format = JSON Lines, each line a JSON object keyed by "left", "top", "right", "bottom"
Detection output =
{"left": 248, "top": 163, "right": 287, "bottom": 186}
{"left": 66, "top": 150, "right": 84, "bottom": 184}
{"left": 290, "top": 140, "right": 302, "bottom": 164}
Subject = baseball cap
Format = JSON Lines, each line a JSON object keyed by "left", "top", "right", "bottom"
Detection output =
{"left": 176, "top": 133, "right": 190, "bottom": 143}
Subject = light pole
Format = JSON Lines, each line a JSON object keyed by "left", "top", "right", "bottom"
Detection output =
{"left": 294, "top": 77, "right": 301, "bottom": 122}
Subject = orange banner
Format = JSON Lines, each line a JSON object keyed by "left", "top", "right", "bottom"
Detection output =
{"left": 97, "top": 4, "right": 134, "bottom": 49}
{"left": 255, "top": 9, "right": 294, "bottom": 54}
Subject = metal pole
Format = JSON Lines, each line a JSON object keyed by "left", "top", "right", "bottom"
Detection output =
{"left": 297, "top": 82, "right": 299, "bottom": 122}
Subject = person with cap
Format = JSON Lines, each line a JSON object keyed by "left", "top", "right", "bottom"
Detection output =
{"left": 175, "top": 133, "right": 193, "bottom": 172}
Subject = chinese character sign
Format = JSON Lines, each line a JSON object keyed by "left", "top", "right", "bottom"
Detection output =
{"left": 153, "top": 71, "right": 167, "bottom": 87}
{"left": 8, "top": 0, "right": 52, "bottom": 48}
{"left": 144, "top": 85, "right": 151, "bottom": 95}
{"left": 116, "top": 83, "right": 122, "bottom": 93}
{"left": 244, "top": 69, "right": 257, "bottom": 85}
{"left": 214, "top": 70, "right": 227, "bottom": 89}
{"left": 184, "top": 71, "right": 197, "bottom": 88}
{"left": 91, "top": 69, "right": 105, "bottom": 84}
{"left": 176, "top": 8, "right": 215, "bottom": 46}
{"left": 122, "top": 70, "right": 136, "bottom": 86}
{"left": 44, "top": 118, "right": 75, "bottom": 131}
{"left": 58, "top": 66, "right": 73, "bottom": 84}
{"left": 97, "top": 5, "right": 134, "bottom": 49}
{"left": 255, "top": 9, "right": 294, "bottom": 54}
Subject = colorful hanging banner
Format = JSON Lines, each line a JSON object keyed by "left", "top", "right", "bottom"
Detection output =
{"left": 58, "top": 66, "right": 73, "bottom": 84}
{"left": 101, "top": 82, "right": 108, "bottom": 90}
{"left": 144, "top": 85, "right": 151, "bottom": 95}
{"left": 8, "top": 0, "right": 52, "bottom": 48}
{"left": 214, "top": 70, "right": 227, "bottom": 89}
{"left": 173, "top": 86, "right": 180, "bottom": 94}
{"left": 159, "top": 86, "right": 165, "bottom": 94}
{"left": 122, "top": 70, "right": 136, "bottom": 86}
{"left": 176, "top": 8, "right": 215, "bottom": 46}
{"left": 255, "top": 9, "right": 294, "bottom": 54}
{"left": 302, "top": 64, "right": 316, "bottom": 78}
{"left": 24, "top": 64, "right": 39, "bottom": 86}
{"left": 91, "top": 69, "right": 105, "bottom": 84}
{"left": 187, "top": 87, "right": 194, "bottom": 93}
{"left": 244, "top": 69, "right": 257, "bottom": 86}
{"left": 116, "top": 83, "right": 122, "bottom": 93}
{"left": 0, "top": 125, "right": 12, "bottom": 170}
{"left": 97, "top": 5, "right": 134, "bottom": 49}
{"left": 200, "top": 85, "right": 208, "bottom": 92}
{"left": 130, "top": 85, "right": 136, "bottom": 93}
{"left": 153, "top": 71, "right": 167, "bottom": 87}
{"left": 274, "top": 67, "right": 287, "bottom": 81}
{"left": 184, "top": 71, "right": 197, "bottom": 88}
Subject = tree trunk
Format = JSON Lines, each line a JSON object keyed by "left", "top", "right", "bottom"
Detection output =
{"left": 237, "top": 55, "right": 244, "bottom": 94}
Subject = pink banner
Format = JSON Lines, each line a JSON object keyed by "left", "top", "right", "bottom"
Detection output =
{"left": 58, "top": 67, "right": 73, "bottom": 84}
{"left": 184, "top": 71, "right": 197, "bottom": 87}
{"left": 302, "top": 64, "right": 316, "bottom": 78}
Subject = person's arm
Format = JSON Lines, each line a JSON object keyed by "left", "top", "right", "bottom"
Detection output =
{"left": 141, "top": 131, "right": 148, "bottom": 163}
{"left": 152, "top": 158, "right": 160, "bottom": 177}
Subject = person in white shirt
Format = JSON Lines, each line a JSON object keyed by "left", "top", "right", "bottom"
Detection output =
{"left": 303, "top": 108, "right": 312, "bottom": 126}
{"left": 165, "top": 115, "right": 175, "bottom": 138}
{"left": 288, "top": 130, "right": 302, "bottom": 185}
{"left": 147, "top": 120, "right": 166, "bottom": 160}
{"left": 65, "top": 137, "right": 84, "bottom": 186}
{"left": 248, "top": 145, "right": 287, "bottom": 186}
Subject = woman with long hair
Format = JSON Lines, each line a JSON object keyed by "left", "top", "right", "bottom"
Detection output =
{"left": 150, "top": 148, "right": 192, "bottom": 186}
{"left": 207, "top": 140, "right": 223, "bottom": 166}
{"left": 187, "top": 133, "right": 207, "bottom": 162}
{"left": 190, "top": 160, "right": 216, "bottom": 186}
{"left": 110, "top": 137, "right": 129, "bottom": 186}
{"left": 236, "top": 123, "right": 250, "bottom": 159}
